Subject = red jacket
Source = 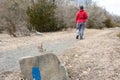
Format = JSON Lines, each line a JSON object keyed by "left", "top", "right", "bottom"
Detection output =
{"left": 76, "top": 9, "right": 88, "bottom": 23}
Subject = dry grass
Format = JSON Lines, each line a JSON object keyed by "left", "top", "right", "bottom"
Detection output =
{"left": 117, "top": 33, "right": 120, "bottom": 38}
{"left": 60, "top": 28, "right": 120, "bottom": 80}
{"left": 0, "top": 28, "right": 120, "bottom": 80}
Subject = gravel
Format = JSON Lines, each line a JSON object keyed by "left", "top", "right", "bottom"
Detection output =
{"left": 0, "top": 28, "right": 120, "bottom": 80}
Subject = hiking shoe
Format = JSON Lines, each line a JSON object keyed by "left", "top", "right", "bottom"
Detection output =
{"left": 76, "top": 35, "right": 79, "bottom": 39}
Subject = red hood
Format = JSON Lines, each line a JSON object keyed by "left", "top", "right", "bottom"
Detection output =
{"left": 76, "top": 9, "right": 88, "bottom": 23}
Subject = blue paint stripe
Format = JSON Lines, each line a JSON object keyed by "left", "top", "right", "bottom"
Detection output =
{"left": 32, "top": 56, "right": 41, "bottom": 80}
{"left": 32, "top": 67, "right": 41, "bottom": 80}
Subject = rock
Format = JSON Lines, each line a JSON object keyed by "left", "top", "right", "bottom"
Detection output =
{"left": 35, "top": 31, "right": 43, "bottom": 36}
{"left": 19, "top": 54, "right": 68, "bottom": 80}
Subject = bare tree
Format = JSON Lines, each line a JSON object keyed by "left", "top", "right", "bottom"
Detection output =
{"left": 0, "top": 0, "right": 30, "bottom": 36}
{"left": 55, "top": 0, "right": 77, "bottom": 29}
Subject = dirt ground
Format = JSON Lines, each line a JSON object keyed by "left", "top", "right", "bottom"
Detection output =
{"left": 0, "top": 28, "right": 120, "bottom": 80}
{"left": 0, "top": 30, "right": 75, "bottom": 52}
{"left": 60, "top": 28, "right": 120, "bottom": 80}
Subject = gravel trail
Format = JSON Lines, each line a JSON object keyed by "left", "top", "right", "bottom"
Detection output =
{"left": 0, "top": 28, "right": 120, "bottom": 80}
{"left": 0, "top": 30, "right": 76, "bottom": 74}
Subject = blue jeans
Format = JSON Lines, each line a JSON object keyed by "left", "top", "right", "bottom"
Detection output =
{"left": 76, "top": 22, "right": 86, "bottom": 38}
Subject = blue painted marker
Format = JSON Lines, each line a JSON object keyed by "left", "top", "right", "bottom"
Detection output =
{"left": 32, "top": 57, "right": 41, "bottom": 80}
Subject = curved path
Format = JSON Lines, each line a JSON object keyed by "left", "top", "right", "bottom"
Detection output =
{"left": 0, "top": 27, "right": 120, "bottom": 77}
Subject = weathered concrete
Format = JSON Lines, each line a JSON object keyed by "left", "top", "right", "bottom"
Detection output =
{"left": 19, "top": 54, "right": 68, "bottom": 80}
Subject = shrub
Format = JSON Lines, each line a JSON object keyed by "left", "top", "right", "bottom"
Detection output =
{"left": 0, "top": 0, "right": 30, "bottom": 37}
{"left": 26, "top": 0, "right": 58, "bottom": 32}
{"left": 87, "top": 19, "right": 104, "bottom": 29}
{"left": 117, "top": 33, "right": 120, "bottom": 38}
{"left": 86, "top": 4, "right": 106, "bottom": 29}
{"left": 103, "top": 18, "right": 116, "bottom": 28}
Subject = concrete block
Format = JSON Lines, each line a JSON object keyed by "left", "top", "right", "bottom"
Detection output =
{"left": 19, "top": 54, "right": 68, "bottom": 80}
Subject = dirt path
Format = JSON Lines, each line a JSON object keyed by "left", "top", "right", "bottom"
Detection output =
{"left": 60, "top": 28, "right": 120, "bottom": 80}
{"left": 0, "top": 30, "right": 76, "bottom": 74}
{"left": 0, "top": 28, "right": 120, "bottom": 80}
